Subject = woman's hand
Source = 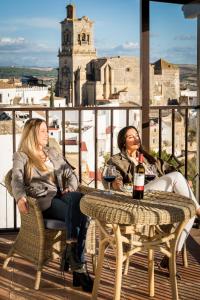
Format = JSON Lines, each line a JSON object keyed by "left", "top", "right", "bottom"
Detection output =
{"left": 61, "top": 187, "right": 73, "bottom": 194}
{"left": 188, "top": 180, "right": 193, "bottom": 188}
{"left": 112, "top": 177, "right": 123, "bottom": 191}
{"left": 17, "top": 197, "right": 29, "bottom": 214}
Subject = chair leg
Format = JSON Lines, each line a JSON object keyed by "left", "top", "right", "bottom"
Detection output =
{"left": 3, "top": 247, "right": 15, "bottom": 270}
{"left": 3, "top": 256, "right": 12, "bottom": 270}
{"left": 34, "top": 270, "right": 42, "bottom": 290}
{"left": 182, "top": 242, "right": 188, "bottom": 268}
{"left": 92, "top": 253, "right": 97, "bottom": 274}
{"left": 124, "top": 257, "right": 130, "bottom": 275}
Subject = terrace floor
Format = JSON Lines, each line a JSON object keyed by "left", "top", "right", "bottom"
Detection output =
{"left": 0, "top": 228, "right": 200, "bottom": 300}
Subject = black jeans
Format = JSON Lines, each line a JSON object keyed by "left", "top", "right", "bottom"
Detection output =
{"left": 43, "top": 191, "right": 89, "bottom": 264}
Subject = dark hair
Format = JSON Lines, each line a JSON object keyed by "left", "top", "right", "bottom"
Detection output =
{"left": 117, "top": 126, "right": 156, "bottom": 164}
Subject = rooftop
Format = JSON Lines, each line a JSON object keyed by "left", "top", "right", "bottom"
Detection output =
{"left": 0, "top": 229, "right": 199, "bottom": 299}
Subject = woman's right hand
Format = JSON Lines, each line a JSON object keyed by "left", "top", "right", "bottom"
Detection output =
{"left": 17, "top": 197, "right": 29, "bottom": 214}
{"left": 112, "top": 177, "right": 123, "bottom": 191}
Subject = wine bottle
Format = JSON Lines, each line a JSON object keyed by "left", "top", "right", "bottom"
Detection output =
{"left": 132, "top": 153, "right": 145, "bottom": 199}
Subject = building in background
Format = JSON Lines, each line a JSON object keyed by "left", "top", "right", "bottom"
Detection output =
{"left": 56, "top": 4, "right": 180, "bottom": 107}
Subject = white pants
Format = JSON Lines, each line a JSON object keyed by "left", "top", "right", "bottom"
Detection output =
{"left": 144, "top": 171, "right": 199, "bottom": 252}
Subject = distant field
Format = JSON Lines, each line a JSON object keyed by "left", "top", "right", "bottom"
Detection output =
{"left": 0, "top": 64, "right": 197, "bottom": 87}
{"left": 0, "top": 66, "right": 57, "bottom": 79}
{"left": 179, "top": 64, "right": 197, "bottom": 88}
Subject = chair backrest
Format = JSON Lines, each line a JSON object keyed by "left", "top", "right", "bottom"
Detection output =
{"left": 4, "top": 169, "right": 13, "bottom": 197}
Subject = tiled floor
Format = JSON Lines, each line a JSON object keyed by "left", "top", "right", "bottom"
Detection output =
{"left": 0, "top": 229, "right": 200, "bottom": 300}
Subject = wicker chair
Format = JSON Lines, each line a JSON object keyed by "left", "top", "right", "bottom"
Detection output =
{"left": 3, "top": 170, "right": 96, "bottom": 289}
{"left": 3, "top": 169, "right": 66, "bottom": 290}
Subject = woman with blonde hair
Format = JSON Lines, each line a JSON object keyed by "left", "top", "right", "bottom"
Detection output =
{"left": 11, "top": 118, "right": 93, "bottom": 292}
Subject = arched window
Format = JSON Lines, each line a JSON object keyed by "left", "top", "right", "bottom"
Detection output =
{"left": 78, "top": 34, "right": 81, "bottom": 44}
{"left": 82, "top": 33, "right": 86, "bottom": 41}
{"left": 87, "top": 35, "right": 90, "bottom": 44}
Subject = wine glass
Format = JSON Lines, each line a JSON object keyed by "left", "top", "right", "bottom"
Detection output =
{"left": 103, "top": 165, "right": 117, "bottom": 194}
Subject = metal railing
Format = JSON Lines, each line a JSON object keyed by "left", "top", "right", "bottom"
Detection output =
{"left": 0, "top": 104, "right": 199, "bottom": 231}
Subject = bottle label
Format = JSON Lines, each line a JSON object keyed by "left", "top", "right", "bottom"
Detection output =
{"left": 133, "top": 173, "right": 145, "bottom": 191}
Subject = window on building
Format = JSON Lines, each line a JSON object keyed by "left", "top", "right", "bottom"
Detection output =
{"left": 154, "top": 128, "right": 156, "bottom": 132}
{"left": 82, "top": 33, "right": 86, "bottom": 41}
{"left": 78, "top": 34, "right": 81, "bottom": 45}
{"left": 0, "top": 94, "right": 2, "bottom": 103}
{"left": 126, "top": 67, "right": 131, "bottom": 72}
{"left": 87, "top": 35, "right": 90, "bottom": 44}
{"left": 153, "top": 138, "right": 156, "bottom": 144}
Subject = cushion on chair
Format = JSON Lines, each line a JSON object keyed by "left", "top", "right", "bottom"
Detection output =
{"left": 44, "top": 218, "right": 66, "bottom": 230}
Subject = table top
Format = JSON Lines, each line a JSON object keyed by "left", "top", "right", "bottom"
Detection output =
{"left": 80, "top": 190, "right": 196, "bottom": 226}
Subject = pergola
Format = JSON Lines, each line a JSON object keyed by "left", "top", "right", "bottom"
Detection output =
{"left": 140, "top": 0, "right": 200, "bottom": 196}
{"left": 140, "top": 0, "right": 200, "bottom": 149}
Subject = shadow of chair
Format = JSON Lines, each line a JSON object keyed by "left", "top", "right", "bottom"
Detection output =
{"left": 2, "top": 170, "right": 96, "bottom": 289}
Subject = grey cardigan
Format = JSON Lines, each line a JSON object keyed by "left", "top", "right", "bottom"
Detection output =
{"left": 11, "top": 147, "right": 79, "bottom": 211}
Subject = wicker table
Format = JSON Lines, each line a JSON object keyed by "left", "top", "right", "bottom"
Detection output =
{"left": 80, "top": 190, "right": 196, "bottom": 300}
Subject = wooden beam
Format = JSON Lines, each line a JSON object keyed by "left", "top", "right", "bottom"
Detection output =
{"left": 197, "top": 16, "right": 200, "bottom": 202}
{"left": 140, "top": 0, "right": 150, "bottom": 151}
{"left": 182, "top": 2, "right": 200, "bottom": 18}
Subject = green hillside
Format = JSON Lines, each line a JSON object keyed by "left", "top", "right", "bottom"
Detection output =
{"left": 0, "top": 67, "right": 57, "bottom": 79}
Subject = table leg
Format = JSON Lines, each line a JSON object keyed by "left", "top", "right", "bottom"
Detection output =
{"left": 92, "top": 239, "right": 107, "bottom": 300}
{"left": 169, "top": 220, "right": 187, "bottom": 300}
{"left": 148, "top": 248, "right": 154, "bottom": 297}
{"left": 113, "top": 224, "right": 123, "bottom": 300}
{"left": 169, "top": 243, "right": 178, "bottom": 300}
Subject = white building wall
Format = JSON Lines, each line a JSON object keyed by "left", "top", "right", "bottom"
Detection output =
{"left": 0, "top": 86, "right": 48, "bottom": 105}
{"left": 0, "top": 134, "right": 21, "bottom": 228}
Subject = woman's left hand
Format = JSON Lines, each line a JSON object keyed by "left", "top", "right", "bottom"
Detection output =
{"left": 62, "top": 187, "right": 73, "bottom": 194}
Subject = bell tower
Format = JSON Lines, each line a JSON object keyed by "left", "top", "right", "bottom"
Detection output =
{"left": 56, "top": 3, "right": 97, "bottom": 106}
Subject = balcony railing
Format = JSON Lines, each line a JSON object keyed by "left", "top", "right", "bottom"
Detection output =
{"left": 0, "top": 105, "right": 199, "bottom": 231}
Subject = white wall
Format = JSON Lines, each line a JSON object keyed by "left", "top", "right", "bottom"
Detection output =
{"left": 0, "top": 134, "right": 21, "bottom": 228}
{"left": 0, "top": 86, "right": 48, "bottom": 105}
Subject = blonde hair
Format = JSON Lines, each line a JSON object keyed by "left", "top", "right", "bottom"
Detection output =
{"left": 18, "top": 118, "right": 48, "bottom": 180}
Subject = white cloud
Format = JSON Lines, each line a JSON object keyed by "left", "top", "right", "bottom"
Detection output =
{"left": 122, "top": 42, "right": 139, "bottom": 50}
{"left": 151, "top": 45, "right": 197, "bottom": 64}
{"left": 0, "top": 36, "right": 58, "bottom": 67}
{"left": 97, "top": 41, "right": 139, "bottom": 57}
{"left": 174, "top": 35, "right": 196, "bottom": 41}
{"left": 0, "top": 37, "right": 25, "bottom": 45}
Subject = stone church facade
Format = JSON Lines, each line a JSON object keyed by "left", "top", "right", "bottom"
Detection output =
{"left": 56, "top": 4, "right": 180, "bottom": 107}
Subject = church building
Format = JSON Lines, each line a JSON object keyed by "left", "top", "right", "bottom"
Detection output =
{"left": 56, "top": 3, "right": 180, "bottom": 107}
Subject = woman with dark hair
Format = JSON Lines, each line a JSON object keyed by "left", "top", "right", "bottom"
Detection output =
{"left": 108, "top": 125, "right": 200, "bottom": 254}
{"left": 11, "top": 118, "right": 93, "bottom": 292}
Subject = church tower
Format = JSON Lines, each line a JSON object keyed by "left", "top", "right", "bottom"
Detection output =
{"left": 56, "top": 3, "right": 97, "bottom": 106}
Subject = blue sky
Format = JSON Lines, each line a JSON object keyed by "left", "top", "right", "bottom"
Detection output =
{"left": 0, "top": 0, "right": 197, "bottom": 67}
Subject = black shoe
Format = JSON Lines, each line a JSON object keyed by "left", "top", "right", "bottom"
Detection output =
{"left": 159, "top": 255, "right": 169, "bottom": 270}
{"left": 159, "top": 256, "right": 181, "bottom": 280}
{"left": 73, "top": 270, "right": 93, "bottom": 293}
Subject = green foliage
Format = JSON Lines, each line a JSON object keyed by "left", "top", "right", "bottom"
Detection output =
{"left": 103, "top": 152, "right": 110, "bottom": 165}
